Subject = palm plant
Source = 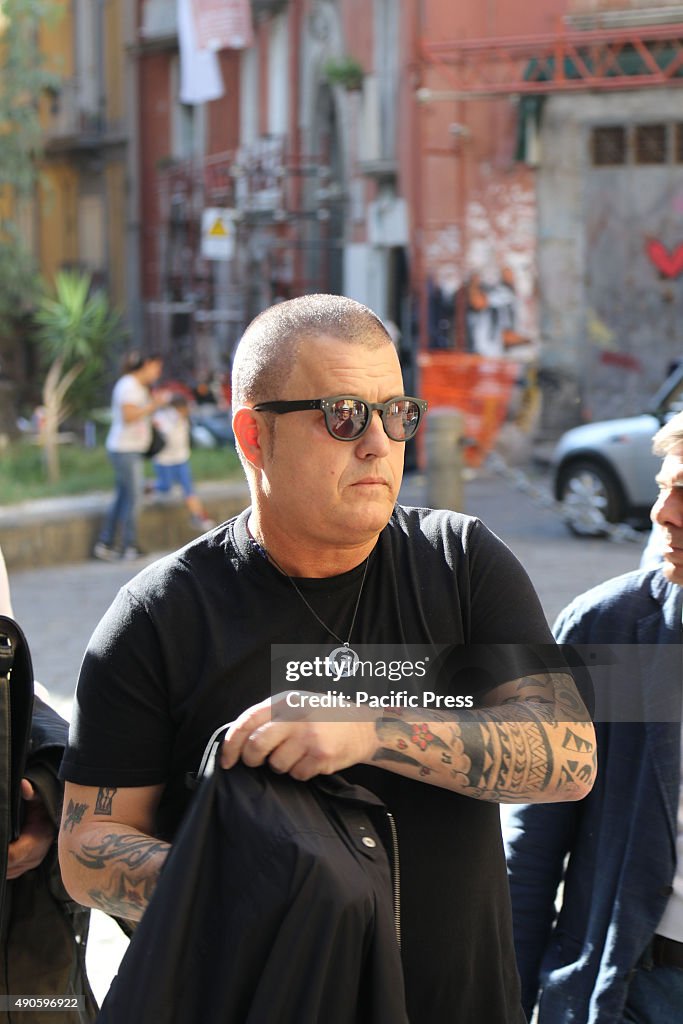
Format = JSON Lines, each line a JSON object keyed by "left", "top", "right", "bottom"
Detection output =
{"left": 33, "top": 271, "right": 126, "bottom": 482}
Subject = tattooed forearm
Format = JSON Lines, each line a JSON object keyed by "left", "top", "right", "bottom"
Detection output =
{"left": 453, "top": 714, "right": 556, "bottom": 799}
{"left": 370, "top": 672, "right": 595, "bottom": 803}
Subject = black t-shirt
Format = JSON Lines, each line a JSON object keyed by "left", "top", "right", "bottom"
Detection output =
{"left": 62, "top": 506, "right": 551, "bottom": 1022}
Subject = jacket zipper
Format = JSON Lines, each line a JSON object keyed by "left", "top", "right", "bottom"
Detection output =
{"left": 386, "top": 810, "right": 401, "bottom": 948}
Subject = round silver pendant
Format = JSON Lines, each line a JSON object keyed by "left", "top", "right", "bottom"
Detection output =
{"left": 328, "top": 645, "right": 359, "bottom": 677}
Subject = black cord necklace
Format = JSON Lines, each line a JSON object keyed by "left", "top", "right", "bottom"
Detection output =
{"left": 250, "top": 532, "right": 370, "bottom": 648}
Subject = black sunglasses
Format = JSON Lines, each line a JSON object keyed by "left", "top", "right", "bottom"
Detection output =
{"left": 252, "top": 395, "right": 428, "bottom": 442}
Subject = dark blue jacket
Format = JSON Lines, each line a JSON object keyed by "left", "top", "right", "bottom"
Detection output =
{"left": 505, "top": 568, "right": 682, "bottom": 1024}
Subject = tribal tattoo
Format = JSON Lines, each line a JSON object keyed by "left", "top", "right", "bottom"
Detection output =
{"left": 371, "top": 673, "right": 595, "bottom": 802}
{"left": 73, "top": 832, "right": 168, "bottom": 871}
{"left": 71, "top": 831, "right": 169, "bottom": 921}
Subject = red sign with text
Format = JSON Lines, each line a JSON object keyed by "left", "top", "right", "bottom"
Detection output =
{"left": 191, "top": 0, "right": 253, "bottom": 51}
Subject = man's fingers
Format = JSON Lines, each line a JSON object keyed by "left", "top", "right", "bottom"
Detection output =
{"left": 221, "top": 702, "right": 273, "bottom": 768}
{"left": 19, "top": 778, "right": 35, "bottom": 801}
{"left": 7, "top": 836, "right": 47, "bottom": 879}
{"left": 239, "top": 723, "right": 283, "bottom": 768}
{"left": 287, "top": 755, "right": 327, "bottom": 782}
{"left": 267, "top": 737, "right": 308, "bottom": 776}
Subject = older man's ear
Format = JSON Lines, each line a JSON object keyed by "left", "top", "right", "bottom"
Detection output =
{"left": 233, "top": 407, "right": 268, "bottom": 469}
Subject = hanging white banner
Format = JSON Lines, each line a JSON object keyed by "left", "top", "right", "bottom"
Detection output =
{"left": 177, "top": 0, "right": 225, "bottom": 105}
{"left": 191, "top": 0, "right": 253, "bottom": 52}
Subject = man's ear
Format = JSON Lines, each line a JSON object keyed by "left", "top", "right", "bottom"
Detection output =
{"left": 233, "top": 407, "right": 267, "bottom": 468}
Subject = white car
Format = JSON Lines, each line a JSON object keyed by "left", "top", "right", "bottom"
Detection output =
{"left": 551, "top": 365, "right": 683, "bottom": 536}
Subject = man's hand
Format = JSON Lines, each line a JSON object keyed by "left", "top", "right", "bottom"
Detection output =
{"left": 7, "top": 779, "right": 55, "bottom": 880}
{"left": 221, "top": 692, "right": 376, "bottom": 781}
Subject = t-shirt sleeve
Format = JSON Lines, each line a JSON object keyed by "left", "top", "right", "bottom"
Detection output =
{"left": 59, "top": 586, "right": 174, "bottom": 788}
{"left": 116, "top": 376, "right": 145, "bottom": 408}
{"left": 464, "top": 518, "right": 554, "bottom": 644}
{"left": 452, "top": 517, "right": 569, "bottom": 691}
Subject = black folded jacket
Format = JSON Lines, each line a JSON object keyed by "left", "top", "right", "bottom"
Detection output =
{"left": 97, "top": 762, "right": 409, "bottom": 1024}
{"left": 0, "top": 616, "right": 34, "bottom": 884}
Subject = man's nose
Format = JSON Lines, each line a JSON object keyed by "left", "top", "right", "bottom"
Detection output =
{"left": 357, "top": 409, "right": 391, "bottom": 455}
{"left": 653, "top": 489, "right": 683, "bottom": 527}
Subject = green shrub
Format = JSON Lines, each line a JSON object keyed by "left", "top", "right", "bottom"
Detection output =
{"left": 0, "top": 439, "right": 242, "bottom": 505}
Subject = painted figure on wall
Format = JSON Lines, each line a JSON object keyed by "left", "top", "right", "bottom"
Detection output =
{"left": 463, "top": 266, "right": 527, "bottom": 357}
{"left": 431, "top": 266, "right": 530, "bottom": 355}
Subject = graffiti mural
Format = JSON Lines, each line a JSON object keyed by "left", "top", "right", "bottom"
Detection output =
{"left": 584, "top": 169, "right": 683, "bottom": 420}
{"left": 427, "top": 264, "right": 532, "bottom": 356}
{"left": 424, "top": 178, "right": 539, "bottom": 358}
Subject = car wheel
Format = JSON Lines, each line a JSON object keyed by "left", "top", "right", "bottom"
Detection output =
{"left": 557, "top": 460, "right": 624, "bottom": 537}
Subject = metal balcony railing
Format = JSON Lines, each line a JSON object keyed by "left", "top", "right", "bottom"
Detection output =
{"left": 44, "top": 78, "right": 124, "bottom": 147}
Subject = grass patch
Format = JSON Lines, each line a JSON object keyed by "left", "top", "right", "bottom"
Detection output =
{"left": 0, "top": 439, "right": 243, "bottom": 505}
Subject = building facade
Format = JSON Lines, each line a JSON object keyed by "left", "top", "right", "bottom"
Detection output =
{"left": 35, "top": 0, "right": 129, "bottom": 304}
{"left": 21, "top": 0, "right": 679, "bottom": 431}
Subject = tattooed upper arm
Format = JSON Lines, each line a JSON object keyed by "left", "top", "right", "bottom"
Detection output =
{"left": 58, "top": 781, "right": 168, "bottom": 921}
{"left": 60, "top": 781, "right": 165, "bottom": 835}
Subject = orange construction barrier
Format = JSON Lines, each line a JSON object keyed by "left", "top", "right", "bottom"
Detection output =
{"left": 418, "top": 351, "right": 520, "bottom": 466}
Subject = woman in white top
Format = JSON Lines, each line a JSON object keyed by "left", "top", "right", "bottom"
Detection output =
{"left": 94, "top": 352, "right": 165, "bottom": 561}
{"left": 0, "top": 545, "right": 13, "bottom": 618}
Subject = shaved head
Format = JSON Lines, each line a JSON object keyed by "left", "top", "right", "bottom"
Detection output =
{"left": 232, "top": 294, "right": 392, "bottom": 407}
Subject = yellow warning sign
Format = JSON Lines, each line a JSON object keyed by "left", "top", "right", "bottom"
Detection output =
{"left": 201, "top": 207, "right": 235, "bottom": 261}
{"left": 208, "top": 217, "right": 228, "bottom": 237}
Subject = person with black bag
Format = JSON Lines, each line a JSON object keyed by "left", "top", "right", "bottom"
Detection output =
{"left": 93, "top": 351, "right": 166, "bottom": 563}
{"left": 0, "top": 546, "right": 97, "bottom": 1023}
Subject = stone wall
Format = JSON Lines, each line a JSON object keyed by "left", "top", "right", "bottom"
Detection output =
{"left": 0, "top": 481, "right": 250, "bottom": 570}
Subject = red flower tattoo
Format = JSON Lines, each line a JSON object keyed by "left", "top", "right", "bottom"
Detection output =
{"left": 411, "top": 723, "right": 435, "bottom": 751}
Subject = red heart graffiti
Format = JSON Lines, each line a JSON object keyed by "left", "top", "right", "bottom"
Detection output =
{"left": 646, "top": 239, "right": 683, "bottom": 278}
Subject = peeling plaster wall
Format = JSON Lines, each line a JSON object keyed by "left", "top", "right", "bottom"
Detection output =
{"left": 538, "top": 89, "right": 683, "bottom": 429}
{"left": 423, "top": 171, "right": 539, "bottom": 352}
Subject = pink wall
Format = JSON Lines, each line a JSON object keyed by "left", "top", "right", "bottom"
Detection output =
{"left": 402, "top": 0, "right": 574, "bottom": 349}
{"left": 139, "top": 53, "right": 172, "bottom": 299}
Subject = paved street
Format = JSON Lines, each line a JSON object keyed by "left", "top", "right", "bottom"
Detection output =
{"left": 7, "top": 463, "right": 645, "bottom": 1006}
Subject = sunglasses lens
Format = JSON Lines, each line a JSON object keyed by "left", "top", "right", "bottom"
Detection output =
{"left": 328, "top": 399, "right": 367, "bottom": 438}
{"left": 384, "top": 400, "right": 421, "bottom": 440}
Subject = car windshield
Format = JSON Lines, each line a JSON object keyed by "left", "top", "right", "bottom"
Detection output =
{"left": 647, "top": 362, "right": 683, "bottom": 420}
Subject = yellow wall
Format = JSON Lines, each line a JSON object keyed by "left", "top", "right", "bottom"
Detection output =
{"left": 37, "top": 164, "right": 79, "bottom": 282}
{"left": 106, "top": 0, "right": 124, "bottom": 125}
{"left": 31, "top": 0, "right": 129, "bottom": 306}
{"left": 39, "top": 0, "right": 72, "bottom": 83}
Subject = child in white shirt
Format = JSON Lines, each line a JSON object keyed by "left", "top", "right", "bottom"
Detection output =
{"left": 153, "top": 395, "right": 216, "bottom": 532}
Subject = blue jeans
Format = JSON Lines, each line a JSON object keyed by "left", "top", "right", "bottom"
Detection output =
{"left": 154, "top": 460, "right": 194, "bottom": 498}
{"left": 622, "top": 946, "right": 683, "bottom": 1023}
{"left": 99, "top": 451, "right": 144, "bottom": 549}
